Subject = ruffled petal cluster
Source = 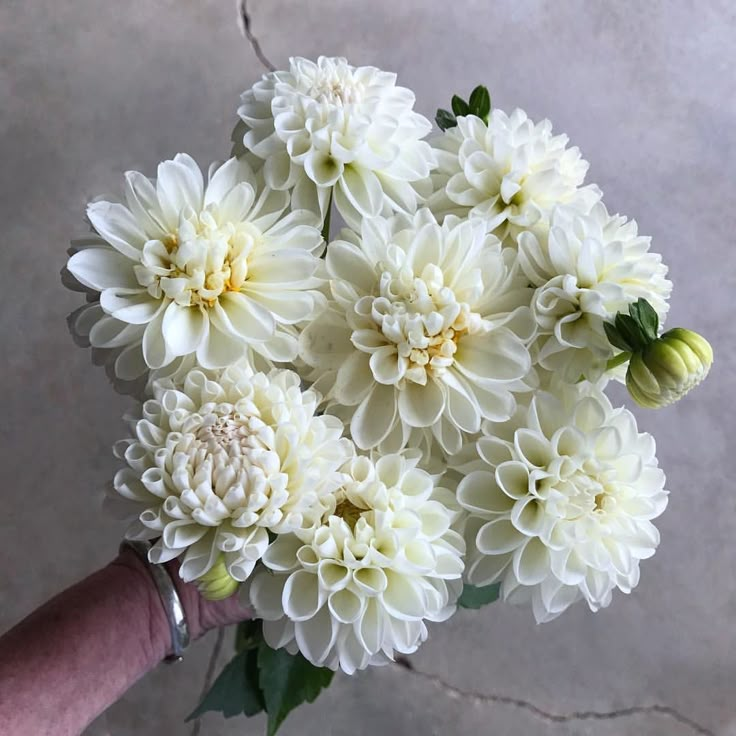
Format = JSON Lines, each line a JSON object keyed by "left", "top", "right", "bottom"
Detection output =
{"left": 238, "top": 56, "right": 436, "bottom": 228}
{"left": 109, "top": 365, "right": 353, "bottom": 583}
{"left": 299, "top": 209, "right": 535, "bottom": 456}
{"left": 249, "top": 453, "right": 465, "bottom": 673}
{"left": 456, "top": 381, "right": 668, "bottom": 623}
{"left": 428, "top": 110, "right": 600, "bottom": 243}
{"left": 519, "top": 203, "right": 672, "bottom": 382}
{"left": 66, "top": 155, "right": 324, "bottom": 380}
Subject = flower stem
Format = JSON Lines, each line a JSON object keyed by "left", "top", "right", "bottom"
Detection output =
{"left": 321, "top": 188, "right": 334, "bottom": 245}
{"left": 606, "top": 351, "right": 632, "bottom": 371}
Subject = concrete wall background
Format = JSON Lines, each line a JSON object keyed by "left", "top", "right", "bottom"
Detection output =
{"left": 1, "top": 1, "right": 734, "bottom": 734}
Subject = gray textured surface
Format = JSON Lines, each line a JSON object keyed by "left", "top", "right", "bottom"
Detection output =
{"left": 1, "top": 1, "right": 734, "bottom": 734}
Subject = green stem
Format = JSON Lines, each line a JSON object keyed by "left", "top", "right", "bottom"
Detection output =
{"left": 606, "top": 351, "right": 632, "bottom": 371}
{"left": 320, "top": 188, "right": 333, "bottom": 245}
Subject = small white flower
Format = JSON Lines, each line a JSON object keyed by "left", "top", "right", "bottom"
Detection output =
{"left": 109, "top": 365, "right": 353, "bottom": 584}
{"left": 455, "top": 381, "right": 668, "bottom": 623}
{"left": 428, "top": 110, "right": 600, "bottom": 243}
{"left": 519, "top": 203, "right": 672, "bottom": 382}
{"left": 249, "top": 453, "right": 465, "bottom": 674}
{"left": 299, "top": 209, "right": 535, "bottom": 456}
{"left": 65, "top": 155, "right": 324, "bottom": 380}
{"left": 238, "top": 56, "right": 436, "bottom": 228}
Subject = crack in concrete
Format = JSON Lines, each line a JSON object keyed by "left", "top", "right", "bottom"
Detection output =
{"left": 394, "top": 658, "right": 713, "bottom": 735}
{"left": 238, "top": 0, "right": 276, "bottom": 71}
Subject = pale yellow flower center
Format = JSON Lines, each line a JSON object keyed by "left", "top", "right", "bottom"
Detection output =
{"left": 333, "top": 498, "right": 365, "bottom": 529}
{"left": 138, "top": 211, "right": 262, "bottom": 309}
{"left": 364, "top": 263, "right": 483, "bottom": 384}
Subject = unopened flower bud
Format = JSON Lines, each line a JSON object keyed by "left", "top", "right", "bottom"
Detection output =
{"left": 626, "top": 328, "right": 713, "bottom": 408}
{"left": 196, "top": 556, "right": 239, "bottom": 601}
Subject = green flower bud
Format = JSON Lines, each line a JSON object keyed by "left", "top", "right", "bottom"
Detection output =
{"left": 195, "top": 556, "right": 239, "bottom": 601}
{"left": 625, "top": 328, "right": 713, "bottom": 408}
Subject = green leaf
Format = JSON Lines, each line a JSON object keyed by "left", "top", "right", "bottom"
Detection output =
{"left": 603, "top": 320, "right": 633, "bottom": 352}
{"left": 258, "top": 642, "right": 335, "bottom": 736}
{"left": 458, "top": 582, "right": 501, "bottom": 609}
{"left": 186, "top": 647, "right": 265, "bottom": 722}
{"left": 236, "top": 619, "right": 263, "bottom": 653}
{"left": 468, "top": 85, "right": 491, "bottom": 122}
{"left": 451, "top": 94, "right": 470, "bottom": 117}
{"left": 614, "top": 313, "right": 650, "bottom": 352}
{"left": 628, "top": 298, "right": 659, "bottom": 342}
{"left": 435, "top": 108, "right": 457, "bottom": 131}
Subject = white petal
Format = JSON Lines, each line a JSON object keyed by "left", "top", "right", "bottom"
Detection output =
{"left": 100, "top": 289, "right": 160, "bottom": 324}
{"left": 124, "top": 170, "right": 168, "bottom": 238}
{"left": 338, "top": 166, "right": 383, "bottom": 217}
{"left": 205, "top": 157, "right": 254, "bottom": 206}
{"left": 382, "top": 571, "right": 424, "bottom": 620}
{"left": 397, "top": 379, "right": 445, "bottom": 427}
{"left": 333, "top": 352, "right": 374, "bottom": 405}
{"left": 196, "top": 320, "right": 246, "bottom": 369}
{"left": 156, "top": 154, "right": 204, "bottom": 224}
{"left": 294, "top": 607, "right": 337, "bottom": 665}
{"left": 243, "top": 287, "right": 315, "bottom": 325}
{"left": 513, "top": 538, "right": 550, "bottom": 586}
{"left": 282, "top": 570, "right": 323, "bottom": 621}
{"left": 326, "top": 240, "right": 375, "bottom": 294}
{"left": 328, "top": 588, "right": 363, "bottom": 624}
{"left": 247, "top": 248, "right": 318, "bottom": 284}
{"left": 369, "top": 345, "right": 404, "bottom": 385}
{"left": 457, "top": 470, "right": 512, "bottom": 515}
{"left": 350, "top": 384, "right": 397, "bottom": 449}
{"left": 476, "top": 518, "right": 525, "bottom": 555}
{"left": 250, "top": 573, "right": 287, "bottom": 620}
{"left": 162, "top": 302, "right": 207, "bottom": 356}
{"left": 304, "top": 150, "right": 343, "bottom": 187}
{"left": 142, "top": 303, "right": 171, "bottom": 369}
{"left": 87, "top": 201, "right": 148, "bottom": 258}
{"left": 217, "top": 292, "right": 275, "bottom": 342}
{"left": 67, "top": 248, "right": 137, "bottom": 291}
{"left": 455, "top": 330, "right": 531, "bottom": 385}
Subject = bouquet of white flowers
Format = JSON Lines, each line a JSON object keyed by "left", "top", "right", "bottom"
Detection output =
{"left": 63, "top": 56, "right": 713, "bottom": 734}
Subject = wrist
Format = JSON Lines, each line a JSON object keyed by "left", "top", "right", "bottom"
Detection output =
{"left": 114, "top": 546, "right": 250, "bottom": 657}
{"left": 166, "top": 560, "right": 252, "bottom": 636}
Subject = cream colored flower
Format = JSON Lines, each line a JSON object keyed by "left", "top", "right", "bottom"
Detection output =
{"left": 518, "top": 203, "right": 672, "bottom": 382}
{"left": 249, "top": 453, "right": 465, "bottom": 674}
{"left": 299, "top": 209, "right": 535, "bottom": 456}
{"left": 108, "top": 365, "right": 353, "bottom": 584}
{"left": 66, "top": 154, "right": 324, "bottom": 380}
{"left": 455, "top": 381, "right": 668, "bottom": 623}
{"left": 428, "top": 109, "right": 600, "bottom": 243}
{"left": 238, "top": 56, "right": 436, "bottom": 228}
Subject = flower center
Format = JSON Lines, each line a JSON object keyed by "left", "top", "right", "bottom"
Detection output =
{"left": 306, "top": 70, "right": 363, "bottom": 107}
{"left": 139, "top": 210, "right": 262, "bottom": 309}
{"left": 333, "top": 498, "right": 364, "bottom": 529}
{"left": 359, "top": 262, "right": 485, "bottom": 385}
{"left": 540, "top": 469, "right": 611, "bottom": 519}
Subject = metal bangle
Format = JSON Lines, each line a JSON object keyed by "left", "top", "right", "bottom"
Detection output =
{"left": 119, "top": 539, "right": 190, "bottom": 663}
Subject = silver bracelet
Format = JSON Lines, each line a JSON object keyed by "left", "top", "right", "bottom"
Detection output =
{"left": 119, "top": 539, "right": 190, "bottom": 663}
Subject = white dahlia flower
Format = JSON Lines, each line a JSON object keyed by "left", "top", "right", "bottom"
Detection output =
{"left": 456, "top": 381, "right": 668, "bottom": 623}
{"left": 249, "top": 453, "right": 465, "bottom": 674}
{"left": 238, "top": 56, "right": 436, "bottom": 229}
{"left": 299, "top": 209, "right": 535, "bottom": 456}
{"left": 65, "top": 154, "right": 324, "bottom": 380}
{"left": 108, "top": 365, "right": 353, "bottom": 584}
{"left": 428, "top": 110, "right": 600, "bottom": 243}
{"left": 518, "top": 203, "right": 672, "bottom": 382}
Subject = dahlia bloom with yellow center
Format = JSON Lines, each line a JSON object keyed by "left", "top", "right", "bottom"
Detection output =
{"left": 66, "top": 154, "right": 325, "bottom": 380}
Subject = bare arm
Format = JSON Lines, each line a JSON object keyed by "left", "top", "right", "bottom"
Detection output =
{"left": 0, "top": 548, "right": 248, "bottom": 736}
